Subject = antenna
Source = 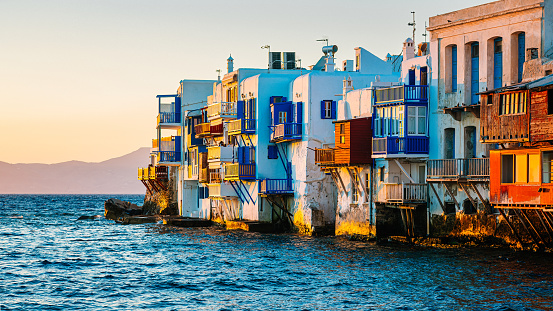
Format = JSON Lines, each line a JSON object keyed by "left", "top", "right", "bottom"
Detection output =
{"left": 408, "top": 11, "right": 416, "bottom": 46}
{"left": 216, "top": 69, "right": 221, "bottom": 82}
{"left": 422, "top": 21, "right": 427, "bottom": 42}
{"left": 316, "top": 38, "right": 329, "bottom": 47}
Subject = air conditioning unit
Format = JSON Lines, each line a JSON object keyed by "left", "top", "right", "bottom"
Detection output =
{"left": 269, "top": 52, "right": 282, "bottom": 69}
{"left": 282, "top": 52, "right": 296, "bottom": 69}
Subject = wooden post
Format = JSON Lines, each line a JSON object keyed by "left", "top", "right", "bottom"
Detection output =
{"left": 520, "top": 209, "right": 546, "bottom": 245}
{"left": 498, "top": 208, "right": 523, "bottom": 245}
{"left": 429, "top": 182, "right": 446, "bottom": 213}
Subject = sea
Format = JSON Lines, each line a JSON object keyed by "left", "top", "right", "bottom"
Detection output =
{"left": 1, "top": 194, "right": 553, "bottom": 311}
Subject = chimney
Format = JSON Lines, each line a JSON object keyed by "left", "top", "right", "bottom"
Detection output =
{"left": 227, "top": 55, "right": 234, "bottom": 73}
{"left": 403, "top": 38, "right": 415, "bottom": 61}
{"left": 323, "top": 45, "right": 338, "bottom": 72}
{"left": 343, "top": 76, "right": 353, "bottom": 97}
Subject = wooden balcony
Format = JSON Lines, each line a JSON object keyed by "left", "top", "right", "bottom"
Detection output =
{"left": 228, "top": 119, "right": 256, "bottom": 135}
{"left": 207, "top": 146, "right": 234, "bottom": 162}
{"left": 427, "top": 158, "right": 490, "bottom": 181}
{"left": 209, "top": 169, "right": 222, "bottom": 184}
{"left": 138, "top": 166, "right": 168, "bottom": 181}
{"left": 208, "top": 184, "right": 237, "bottom": 198}
{"left": 194, "top": 123, "right": 211, "bottom": 138}
{"left": 259, "top": 179, "right": 293, "bottom": 195}
{"left": 372, "top": 137, "right": 428, "bottom": 157}
{"left": 206, "top": 102, "right": 237, "bottom": 120}
{"left": 223, "top": 163, "right": 256, "bottom": 180}
{"left": 315, "top": 148, "right": 335, "bottom": 166}
{"left": 377, "top": 183, "right": 427, "bottom": 204}
{"left": 375, "top": 85, "right": 428, "bottom": 104}
{"left": 199, "top": 168, "right": 209, "bottom": 183}
{"left": 270, "top": 123, "right": 302, "bottom": 143}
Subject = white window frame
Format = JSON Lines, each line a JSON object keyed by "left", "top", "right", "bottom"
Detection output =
{"left": 407, "top": 106, "right": 426, "bottom": 136}
{"left": 324, "top": 100, "right": 332, "bottom": 119}
{"left": 278, "top": 111, "right": 287, "bottom": 124}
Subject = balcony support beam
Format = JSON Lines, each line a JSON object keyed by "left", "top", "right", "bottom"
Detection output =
{"left": 498, "top": 208, "right": 524, "bottom": 246}
{"left": 459, "top": 182, "right": 478, "bottom": 211}
{"left": 346, "top": 167, "right": 366, "bottom": 200}
{"left": 536, "top": 210, "right": 553, "bottom": 242}
{"left": 520, "top": 209, "right": 546, "bottom": 245}
{"left": 394, "top": 159, "right": 415, "bottom": 183}
{"left": 443, "top": 183, "right": 461, "bottom": 212}
{"left": 469, "top": 183, "right": 490, "bottom": 211}
{"left": 330, "top": 168, "right": 346, "bottom": 194}
{"left": 355, "top": 167, "right": 369, "bottom": 203}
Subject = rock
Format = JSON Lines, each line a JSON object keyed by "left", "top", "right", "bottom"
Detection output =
{"left": 77, "top": 215, "right": 101, "bottom": 220}
{"left": 104, "top": 198, "right": 142, "bottom": 221}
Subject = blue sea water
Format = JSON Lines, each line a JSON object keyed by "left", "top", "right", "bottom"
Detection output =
{"left": 1, "top": 195, "right": 553, "bottom": 310}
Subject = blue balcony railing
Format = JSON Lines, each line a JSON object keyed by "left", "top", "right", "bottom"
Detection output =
{"left": 270, "top": 123, "right": 302, "bottom": 142}
{"left": 259, "top": 179, "right": 293, "bottom": 194}
{"left": 375, "top": 85, "right": 428, "bottom": 104}
{"left": 228, "top": 118, "right": 256, "bottom": 135}
{"left": 157, "top": 112, "right": 181, "bottom": 125}
{"left": 157, "top": 151, "right": 181, "bottom": 163}
{"left": 372, "top": 137, "right": 429, "bottom": 155}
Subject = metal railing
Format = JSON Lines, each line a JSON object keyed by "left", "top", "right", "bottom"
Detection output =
{"left": 381, "top": 183, "right": 427, "bottom": 203}
{"left": 259, "top": 179, "right": 293, "bottom": 194}
{"left": 427, "top": 158, "right": 489, "bottom": 179}
{"left": 228, "top": 119, "right": 256, "bottom": 135}
{"left": 206, "top": 102, "right": 237, "bottom": 119}
{"left": 271, "top": 123, "right": 302, "bottom": 141}
{"left": 224, "top": 163, "right": 256, "bottom": 180}
{"left": 315, "top": 148, "right": 335, "bottom": 165}
{"left": 157, "top": 112, "right": 181, "bottom": 124}
{"left": 375, "top": 85, "right": 428, "bottom": 104}
{"left": 372, "top": 137, "right": 429, "bottom": 155}
{"left": 157, "top": 151, "right": 181, "bottom": 163}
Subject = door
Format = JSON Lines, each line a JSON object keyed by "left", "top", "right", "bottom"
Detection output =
{"left": 494, "top": 38, "right": 503, "bottom": 89}
{"left": 518, "top": 33, "right": 526, "bottom": 83}
{"left": 471, "top": 43, "right": 480, "bottom": 104}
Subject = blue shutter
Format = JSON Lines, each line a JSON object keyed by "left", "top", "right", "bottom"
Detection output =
{"left": 408, "top": 70, "right": 416, "bottom": 85}
{"left": 296, "top": 102, "right": 303, "bottom": 124}
{"left": 237, "top": 100, "right": 244, "bottom": 119}
{"left": 321, "top": 101, "right": 326, "bottom": 119}
{"left": 518, "top": 33, "right": 526, "bottom": 83}
{"left": 174, "top": 96, "right": 181, "bottom": 123}
{"left": 238, "top": 146, "right": 244, "bottom": 164}
{"left": 331, "top": 101, "right": 336, "bottom": 119}
{"left": 268, "top": 145, "right": 278, "bottom": 159}
{"left": 452, "top": 46, "right": 457, "bottom": 92}
{"left": 494, "top": 38, "right": 503, "bottom": 89}
{"left": 471, "top": 43, "right": 480, "bottom": 105}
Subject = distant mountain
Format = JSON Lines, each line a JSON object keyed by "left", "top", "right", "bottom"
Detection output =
{"left": 0, "top": 148, "right": 151, "bottom": 194}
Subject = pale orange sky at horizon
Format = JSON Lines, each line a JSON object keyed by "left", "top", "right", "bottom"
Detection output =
{"left": 0, "top": 0, "right": 491, "bottom": 164}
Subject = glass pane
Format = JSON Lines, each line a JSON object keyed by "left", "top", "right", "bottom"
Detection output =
{"left": 543, "top": 152, "right": 553, "bottom": 183}
{"left": 515, "top": 154, "right": 527, "bottom": 183}
{"left": 529, "top": 154, "right": 540, "bottom": 183}
{"left": 408, "top": 117, "right": 415, "bottom": 134}
{"left": 501, "top": 154, "right": 514, "bottom": 183}
{"left": 408, "top": 107, "right": 415, "bottom": 117}
{"left": 418, "top": 116, "right": 426, "bottom": 135}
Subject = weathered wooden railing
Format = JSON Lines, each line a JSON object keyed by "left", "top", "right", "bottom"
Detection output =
{"left": 427, "top": 158, "right": 489, "bottom": 179}
{"left": 228, "top": 119, "right": 256, "bottom": 135}
{"left": 195, "top": 123, "right": 211, "bottom": 138}
{"left": 206, "top": 102, "right": 237, "bottom": 119}
{"left": 209, "top": 169, "right": 222, "bottom": 183}
{"left": 315, "top": 148, "right": 335, "bottom": 165}
{"left": 381, "top": 183, "right": 427, "bottom": 203}
{"left": 271, "top": 123, "right": 302, "bottom": 141}
{"left": 372, "top": 137, "right": 428, "bottom": 155}
{"left": 224, "top": 163, "right": 256, "bottom": 180}
{"left": 375, "top": 85, "right": 428, "bottom": 104}
{"left": 199, "top": 168, "right": 209, "bottom": 183}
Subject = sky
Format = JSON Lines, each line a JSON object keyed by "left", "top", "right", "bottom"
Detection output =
{"left": 0, "top": 0, "right": 491, "bottom": 164}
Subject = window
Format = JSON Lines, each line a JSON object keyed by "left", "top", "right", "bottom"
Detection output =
{"left": 279, "top": 111, "right": 287, "bottom": 124}
{"left": 529, "top": 154, "right": 540, "bottom": 183}
{"left": 365, "top": 173, "right": 370, "bottom": 197}
{"left": 379, "top": 167, "right": 385, "bottom": 182}
{"left": 339, "top": 123, "right": 346, "bottom": 144}
{"left": 543, "top": 152, "right": 553, "bottom": 183}
{"left": 267, "top": 145, "right": 278, "bottom": 159}
{"left": 501, "top": 154, "right": 514, "bottom": 183}
{"left": 374, "top": 108, "right": 382, "bottom": 137}
{"left": 451, "top": 46, "right": 457, "bottom": 92}
{"left": 407, "top": 106, "right": 426, "bottom": 135}
{"left": 321, "top": 100, "right": 336, "bottom": 119}
{"left": 352, "top": 174, "right": 359, "bottom": 204}
{"left": 494, "top": 38, "right": 503, "bottom": 89}
{"left": 499, "top": 92, "right": 527, "bottom": 115}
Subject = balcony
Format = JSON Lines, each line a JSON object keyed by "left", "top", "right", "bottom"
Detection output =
{"left": 138, "top": 166, "right": 168, "bottom": 181}
{"left": 194, "top": 123, "right": 211, "bottom": 138}
{"left": 199, "top": 168, "right": 209, "bottom": 183}
{"left": 157, "top": 151, "right": 181, "bottom": 164}
{"left": 207, "top": 102, "right": 237, "bottom": 121}
{"left": 228, "top": 119, "right": 256, "bottom": 135}
{"left": 207, "top": 146, "right": 234, "bottom": 163}
{"left": 315, "top": 148, "right": 335, "bottom": 166}
{"left": 209, "top": 169, "right": 222, "bottom": 184}
{"left": 372, "top": 137, "right": 428, "bottom": 157}
{"left": 210, "top": 122, "right": 224, "bottom": 136}
{"left": 259, "top": 179, "right": 293, "bottom": 195}
{"left": 377, "top": 183, "right": 428, "bottom": 204}
{"left": 270, "top": 123, "right": 302, "bottom": 143}
{"left": 223, "top": 163, "right": 256, "bottom": 180}
{"left": 375, "top": 85, "right": 428, "bottom": 104}
{"left": 427, "top": 158, "right": 490, "bottom": 181}
{"left": 208, "top": 184, "right": 237, "bottom": 198}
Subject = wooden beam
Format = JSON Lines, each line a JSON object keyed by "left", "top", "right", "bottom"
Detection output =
{"left": 346, "top": 167, "right": 366, "bottom": 199}
{"left": 520, "top": 209, "right": 546, "bottom": 245}
{"left": 329, "top": 169, "right": 344, "bottom": 194}
{"left": 333, "top": 168, "right": 347, "bottom": 195}
{"left": 429, "top": 183, "right": 446, "bottom": 213}
{"left": 498, "top": 208, "right": 523, "bottom": 245}
{"left": 536, "top": 210, "right": 553, "bottom": 242}
{"left": 394, "top": 159, "right": 415, "bottom": 183}
{"left": 469, "top": 183, "right": 490, "bottom": 211}
{"left": 513, "top": 209, "right": 539, "bottom": 246}
{"left": 459, "top": 183, "right": 478, "bottom": 211}
{"left": 443, "top": 183, "right": 461, "bottom": 212}
{"left": 354, "top": 167, "right": 369, "bottom": 202}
